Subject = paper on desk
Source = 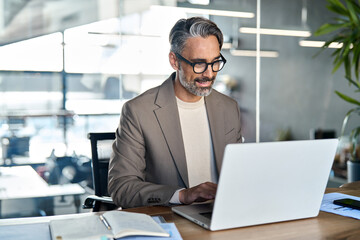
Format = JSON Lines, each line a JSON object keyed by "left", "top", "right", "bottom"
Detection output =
{"left": 118, "top": 223, "right": 182, "bottom": 240}
{"left": 0, "top": 222, "right": 50, "bottom": 240}
{"left": 320, "top": 192, "right": 360, "bottom": 220}
{"left": 0, "top": 218, "right": 182, "bottom": 240}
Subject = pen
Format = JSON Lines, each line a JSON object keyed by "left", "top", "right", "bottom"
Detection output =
{"left": 99, "top": 215, "right": 112, "bottom": 230}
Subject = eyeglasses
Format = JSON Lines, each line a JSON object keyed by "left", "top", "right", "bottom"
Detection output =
{"left": 175, "top": 53, "right": 227, "bottom": 74}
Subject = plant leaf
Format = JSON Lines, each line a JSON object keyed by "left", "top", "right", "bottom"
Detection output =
{"left": 327, "top": 3, "right": 349, "bottom": 16}
{"left": 342, "top": 39, "right": 352, "bottom": 56}
{"left": 314, "top": 23, "right": 350, "bottom": 36}
{"left": 353, "top": 40, "right": 360, "bottom": 79}
{"left": 351, "top": 126, "right": 360, "bottom": 139}
{"left": 345, "top": 0, "right": 360, "bottom": 26}
{"left": 345, "top": 76, "right": 360, "bottom": 90}
{"left": 335, "top": 91, "right": 360, "bottom": 106}
{"left": 350, "top": 126, "right": 360, "bottom": 160}
{"left": 327, "top": 0, "right": 348, "bottom": 14}
{"left": 355, "top": 53, "right": 360, "bottom": 80}
{"left": 312, "top": 38, "right": 342, "bottom": 58}
{"left": 340, "top": 107, "right": 360, "bottom": 136}
{"left": 332, "top": 56, "right": 344, "bottom": 73}
{"left": 331, "top": 47, "right": 342, "bottom": 57}
{"left": 344, "top": 53, "right": 352, "bottom": 79}
{"left": 334, "top": 17, "right": 349, "bottom": 23}
{"left": 352, "top": 0, "right": 360, "bottom": 14}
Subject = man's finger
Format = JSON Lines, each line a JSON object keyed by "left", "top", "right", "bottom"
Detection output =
{"left": 179, "top": 182, "right": 218, "bottom": 204}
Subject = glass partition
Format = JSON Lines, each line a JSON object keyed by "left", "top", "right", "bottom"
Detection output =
{"left": 258, "top": 0, "right": 352, "bottom": 142}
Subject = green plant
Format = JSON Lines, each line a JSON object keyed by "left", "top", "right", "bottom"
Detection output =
{"left": 314, "top": 0, "right": 360, "bottom": 161}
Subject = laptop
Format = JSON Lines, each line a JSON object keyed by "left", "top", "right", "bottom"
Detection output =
{"left": 172, "top": 139, "right": 339, "bottom": 231}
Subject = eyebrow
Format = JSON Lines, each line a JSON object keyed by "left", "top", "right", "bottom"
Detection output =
{"left": 190, "top": 55, "right": 221, "bottom": 62}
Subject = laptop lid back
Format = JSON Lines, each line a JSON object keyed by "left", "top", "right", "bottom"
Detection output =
{"left": 210, "top": 139, "right": 338, "bottom": 231}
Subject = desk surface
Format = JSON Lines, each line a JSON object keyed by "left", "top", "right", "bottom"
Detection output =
{"left": 0, "top": 188, "right": 359, "bottom": 240}
{"left": 127, "top": 188, "right": 360, "bottom": 240}
{"left": 0, "top": 166, "right": 49, "bottom": 199}
{"left": 0, "top": 166, "right": 85, "bottom": 200}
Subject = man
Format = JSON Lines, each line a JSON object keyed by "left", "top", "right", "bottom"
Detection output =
{"left": 108, "top": 17, "right": 242, "bottom": 208}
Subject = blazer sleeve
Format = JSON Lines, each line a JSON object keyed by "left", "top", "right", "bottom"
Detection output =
{"left": 108, "top": 101, "right": 180, "bottom": 208}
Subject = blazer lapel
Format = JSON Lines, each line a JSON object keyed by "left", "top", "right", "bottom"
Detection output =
{"left": 153, "top": 74, "right": 189, "bottom": 188}
{"left": 205, "top": 92, "right": 226, "bottom": 174}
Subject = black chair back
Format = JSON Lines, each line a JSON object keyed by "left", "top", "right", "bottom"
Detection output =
{"left": 88, "top": 132, "right": 115, "bottom": 197}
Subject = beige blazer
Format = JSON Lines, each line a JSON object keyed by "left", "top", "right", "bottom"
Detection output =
{"left": 108, "top": 73, "right": 242, "bottom": 208}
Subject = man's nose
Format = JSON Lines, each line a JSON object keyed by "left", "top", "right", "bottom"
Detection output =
{"left": 202, "top": 65, "right": 215, "bottom": 79}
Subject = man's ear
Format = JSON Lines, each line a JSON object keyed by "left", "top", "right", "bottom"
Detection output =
{"left": 169, "top": 52, "right": 179, "bottom": 70}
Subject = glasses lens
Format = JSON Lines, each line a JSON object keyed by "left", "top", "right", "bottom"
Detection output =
{"left": 212, "top": 60, "right": 224, "bottom": 72}
{"left": 193, "top": 63, "right": 207, "bottom": 73}
{"left": 191, "top": 58, "right": 226, "bottom": 73}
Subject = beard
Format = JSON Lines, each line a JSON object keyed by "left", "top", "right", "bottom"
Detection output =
{"left": 179, "top": 76, "right": 215, "bottom": 97}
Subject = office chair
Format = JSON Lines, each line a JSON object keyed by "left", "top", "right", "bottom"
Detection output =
{"left": 83, "top": 132, "right": 118, "bottom": 212}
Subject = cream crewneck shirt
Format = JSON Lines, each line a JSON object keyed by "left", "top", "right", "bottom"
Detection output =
{"left": 170, "top": 97, "right": 217, "bottom": 204}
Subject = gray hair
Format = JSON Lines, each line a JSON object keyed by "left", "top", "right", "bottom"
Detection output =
{"left": 169, "top": 17, "right": 223, "bottom": 54}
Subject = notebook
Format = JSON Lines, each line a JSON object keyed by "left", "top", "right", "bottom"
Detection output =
{"left": 172, "top": 139, "right": 339, "bottom": 231}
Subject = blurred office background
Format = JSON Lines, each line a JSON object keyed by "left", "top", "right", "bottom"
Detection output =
{"left": 0, "top": 0, "right": 358, "bottom": 218}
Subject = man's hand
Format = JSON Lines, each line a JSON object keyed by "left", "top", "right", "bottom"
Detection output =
{"left": 179, "top": 182, "right": 217, "bottom": 205}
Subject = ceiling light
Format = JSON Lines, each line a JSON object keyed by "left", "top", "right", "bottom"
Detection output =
{"left": 239, "top": 27, "right": 311, "bottom": 37}
{"left": 299, "top": 40, "right": 343, "bottom": 48}
{"left": 150, "top": 5, "right": 254, "bottom": 18}
{"left": 230, "top": 49, "right": 279, "bottom": 58}
{"left": 188, "top": 0, "right": 209, "bottom": 5}
{"left": 88, "top": 32, "right": 161, "bottom": 38}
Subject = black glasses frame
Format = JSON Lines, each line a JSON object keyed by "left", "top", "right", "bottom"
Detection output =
{"left": 175, "top": 53, "right": 227, "bottom": 74}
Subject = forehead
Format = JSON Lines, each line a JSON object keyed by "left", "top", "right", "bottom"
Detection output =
{"left": 182, "top": 35, "right": 220, "bottom": 60}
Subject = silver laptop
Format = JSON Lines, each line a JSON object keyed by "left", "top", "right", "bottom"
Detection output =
{"left": 172, "top": 139, "right": 339, "bottom": 231}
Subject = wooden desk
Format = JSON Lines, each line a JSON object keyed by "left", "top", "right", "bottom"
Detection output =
{"left": 125, "top": 188, "right": 360, "bottom": 240}
{"left": 0, "top": 166, "right": 85, "bottom": 217}
{"left": 0, "top": 188, "right": 359, "bottom": 239}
